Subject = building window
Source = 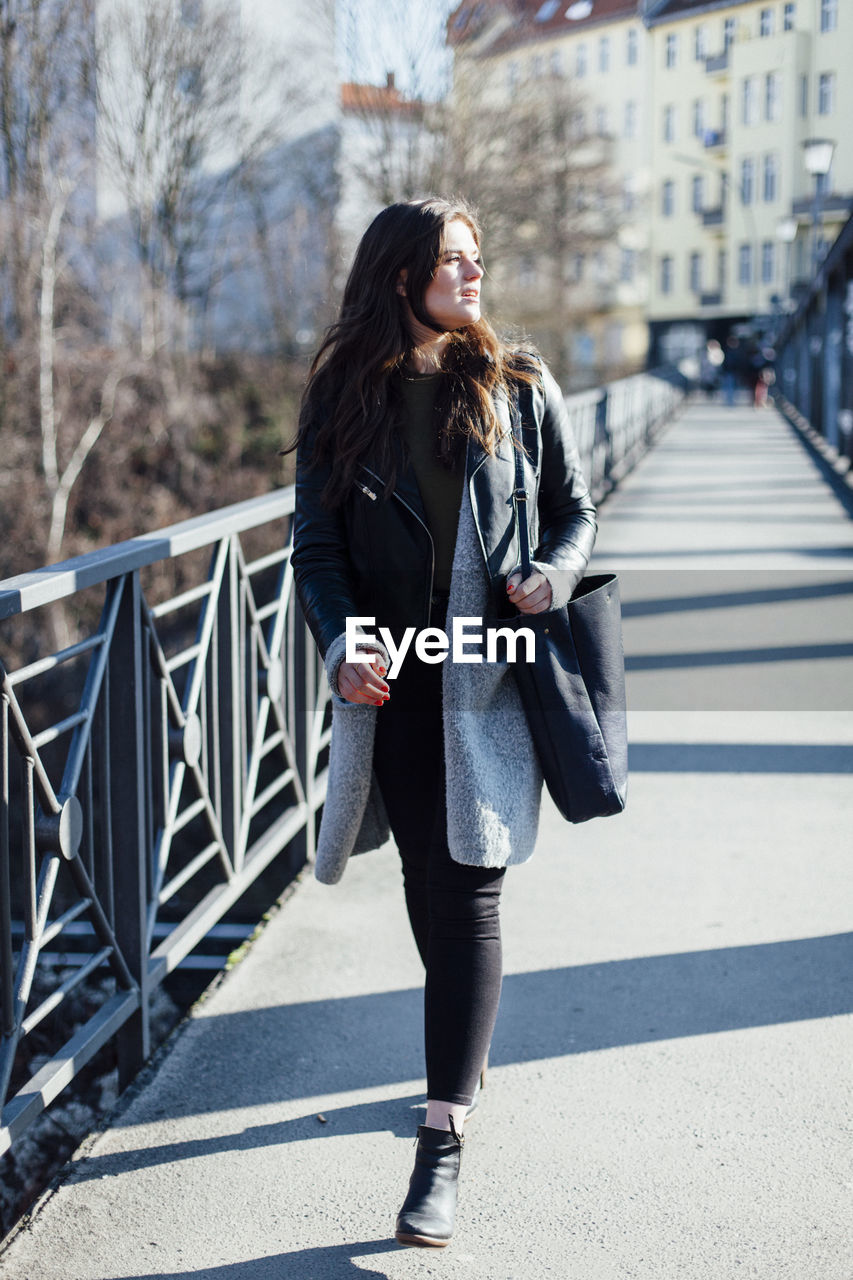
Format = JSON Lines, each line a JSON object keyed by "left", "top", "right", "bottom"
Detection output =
{"left": 178, "top": 64, "right": 201, "bottom": 97}
{"left": 759, "top": 8, "right": 774, "bottom": 36}
{"left": 692, "top": 174, "right": 705, "bottom": 213}
{"left": 662, "top": 179, "right": 675, "bottom": 217}
{"left": 718, "top": 248, "right": 727, "bottom": 291}
{"left": 532, "top": 54, "right": 544, "bottom": 77}
{"left": 665, "top": 33, "right": 677, "bottom": 68}
{"left": 724, "top": 17, "right": 736, "bottom": 47}
{"left": 571, "top": 108, "right": 586, "bottom": 140}
{"left": 689, "top": 252, "right": 702, "bottom": 292}
{"left": 784, "top": 3, "right": 796, "bottom": 30}
{"left": 661, "top": 256, "right": 674, "bottom": 294}
{"left": 761, "top": 241, "right": 775, "bottom": 284}
{"left": 821, "top": 0, "right": 838, "bottom": 33}
{"left": 763, "top": 153, "right": 778, "bottom": 202}
{"left": 620, "top": 248, "right": 636, "bottom": 283}
{"left": 818, "top": 72, "right": 836, "bottom": 115}
{"left": 624, "top": 100, "right": 637, "bottom": 139}
{"left": 800, "top": 74, "right": 808, "bottom": 117}
{"left": 721, "top": 92, "right": 730, "bottom": 134}
{"left": 663, "top": 104, "right": 676, "bottom": 142}
{"left": 576, "top": 43, "right": 587, "bottom": 77}
{"left": 742, "top": 77, "right": 759, "bottom": 125}
{"left": 596, "top": 106, "right": 608, "bottom": 136}
{"left": 765, "top": 72, "right": 781, "bottom": 121}
{"left": 599, "top": 36, "right": 611, "bottom": 72}
{"left": 738, "top": 243, "right": 753, "bottom": 285}
{"left": 626, "top": 28, "right": 638, "bottom": 66}
{"left": 573, "top": 252, "right": 585, "bottom": 283}
{"left": 550, "top": 49, "right": 563, "bottom": 76}
{"left": 694, "top": 25, "right": 707, "bottom": 59}
{"left": 180, "top": 0, "right": 202, "bottom": 22}
{"left": 623, "top": 178, "right": 636, "bottom": 213}
{"left": 508, "top": 60, "right": 521, "bottom": 91}
{"left": 693, "top": 99, "right": 705, "bottom": 137}
{"left": 740, "top": 157, "right": 755, "bottom": 204}
{"left": 816, "top": 168, "right": 831, "bottom": 198}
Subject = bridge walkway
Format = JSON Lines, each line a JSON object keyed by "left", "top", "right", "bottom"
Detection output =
{"left": 2, "top": 396, "right": 852, "bottom": 1279}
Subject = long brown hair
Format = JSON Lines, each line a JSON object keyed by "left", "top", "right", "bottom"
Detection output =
{"left": 288, "top": 197, "right": 537, "bottom": 507}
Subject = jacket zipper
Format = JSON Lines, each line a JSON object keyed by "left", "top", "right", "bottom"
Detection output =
{"left": 359, "top": 463, "right": 436, "bottom": 618}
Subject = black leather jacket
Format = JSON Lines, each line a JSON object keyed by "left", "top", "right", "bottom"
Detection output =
{"left": 291, "top": 361, "right": 597, "bottom": 658}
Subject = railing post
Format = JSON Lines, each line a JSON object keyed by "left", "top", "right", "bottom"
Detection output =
{"left": 109, "top": 571, "right": 150, "bottom": 1088}
{"left": 596, "top": 388, "right": 611, "bottom": 493}
{"left": 216, "top": 537, "right": 241, "bottom": 868}
{"left": 289, "top": 603, "right": 315, "bottom": 879}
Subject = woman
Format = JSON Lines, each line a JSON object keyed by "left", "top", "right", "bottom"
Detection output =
{"left": 290, "top": 198, "right": 596, "bottom": 1248}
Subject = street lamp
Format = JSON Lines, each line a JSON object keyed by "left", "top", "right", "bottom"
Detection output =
{"left": 775, "top": 216, "right": 798, "bottom": 308}
{"left": 801, "top": 137, "right": 835, "bottom": 277}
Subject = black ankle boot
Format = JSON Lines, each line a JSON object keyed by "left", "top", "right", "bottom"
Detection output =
{"left": 395, "top": 1117, "right": 464, "bottom": 1248}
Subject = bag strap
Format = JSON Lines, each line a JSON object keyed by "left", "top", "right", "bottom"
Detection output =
{"left": 509, "top": 398, "right": 533, "bottom": 580}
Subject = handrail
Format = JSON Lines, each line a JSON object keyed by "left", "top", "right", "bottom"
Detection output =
{"left": 0, "top": 369, "right": 684, "bottom": 1160}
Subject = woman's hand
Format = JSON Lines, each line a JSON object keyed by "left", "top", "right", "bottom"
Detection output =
{"left": 507, "top": 570, "right": 552, "bottom": 614}
{"left": 337, "top": 652, "right": 390, "bottom": 706}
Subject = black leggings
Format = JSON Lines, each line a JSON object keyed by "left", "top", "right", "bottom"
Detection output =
{"left": 372, "top": 598, "right": 505, "bottom": 1107}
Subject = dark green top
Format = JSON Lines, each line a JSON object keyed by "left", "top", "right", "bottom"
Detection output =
{"left": 397, "top": 370, "right": 465, "bottom": 592}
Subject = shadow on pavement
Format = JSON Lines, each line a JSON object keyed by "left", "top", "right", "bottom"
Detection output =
{"left": 625, "top": 641, "right": 853, "bottom": 668}
{"left": 68, "top": 933, "right": 853, "bottom": 1182}
{"left": 620, "top": 579, "right": 853, "bottom": 617}
{"left": 629, "top": 742, "right": 853, "bottom": 773}
{"left": 100, "top": 1237, "right": 398, "bottom": 1279}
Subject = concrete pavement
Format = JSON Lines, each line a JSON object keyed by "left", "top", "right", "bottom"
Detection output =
{"left": 2, "top": 397, "right": 852, "bottom": 1279}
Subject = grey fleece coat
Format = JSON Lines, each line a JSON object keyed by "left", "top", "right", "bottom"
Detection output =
{"left": 314, "top": 473, "right": 543, "bottom": 885}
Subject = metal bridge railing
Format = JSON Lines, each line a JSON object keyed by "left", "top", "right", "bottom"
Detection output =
{"left": 0, "top": 490, "right": 330, "bottom": 1157}
{"left": 773, "top": 210, "right": 853, "bottom": 468}
{"left": 0, "top": 369, "right": 684, "bottom": 1157}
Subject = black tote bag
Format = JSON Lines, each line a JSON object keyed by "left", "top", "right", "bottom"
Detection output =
{"left": 508, "top": 410, "right": 628, "bottom": 824}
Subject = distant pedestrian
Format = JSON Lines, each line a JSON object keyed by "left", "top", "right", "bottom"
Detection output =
{"left": 751, "top": 346, "right": 776, "bottom": 409}
{"left": 721, "top": 335, "right": 743, "bottom": 406}
{"left": 699, "top": 339, "right": 723, "bottom": 398}
{"left": 288, "top": 198, "right": 597, "bottom": 1248}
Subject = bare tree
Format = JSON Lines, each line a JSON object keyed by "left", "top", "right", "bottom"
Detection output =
{"left": 444, "top": 65, "right": 620, "bottom": 386}
{"left": 336, "top": 0, "right": 453, "bottom": 227}
{"left": 0, "top": 0, "right": 96, "bottom": 347}
{"left": 96, "top": 0, "right": 330, "bottom": 358}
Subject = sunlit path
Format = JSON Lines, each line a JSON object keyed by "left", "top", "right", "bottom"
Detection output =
{"left": 2, "top": 397, "right": 851, "bottom": 1280}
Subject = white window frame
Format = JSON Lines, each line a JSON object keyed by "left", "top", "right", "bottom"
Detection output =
{"left": 818, "top": 71, "right": 836, "bottom": 116}
{"left": 761, "top": 241, "right": 775, "bottom": 284}
{"left": 689, "top": 251, "right": 702, "bottom": 292}
{"left": 763, "top": 153, "right": 778, "bottom": 203}
{"left": 738, "top": 243, "right": 753, "bottom": 285}
{"left": 665, "top": 33, "right": 677, "bottom": 69}
{"left": 740, "top": 157, "right": 755, "bottom": 205}
{"left": 661, "top": 255, "right": 674, "bottom": 294}
{"left": 663, "top": 104, "right": 676, "bottom": 142}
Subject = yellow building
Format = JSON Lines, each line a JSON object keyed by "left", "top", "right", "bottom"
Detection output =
{"left": 645, "top": 0, "right": 852, "bottom": 364}
{"left": 449, "top": 0, "right": 651, "bottom": 390}
{"left": 448, "top": 0, "right": 852, "bottom": 379}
